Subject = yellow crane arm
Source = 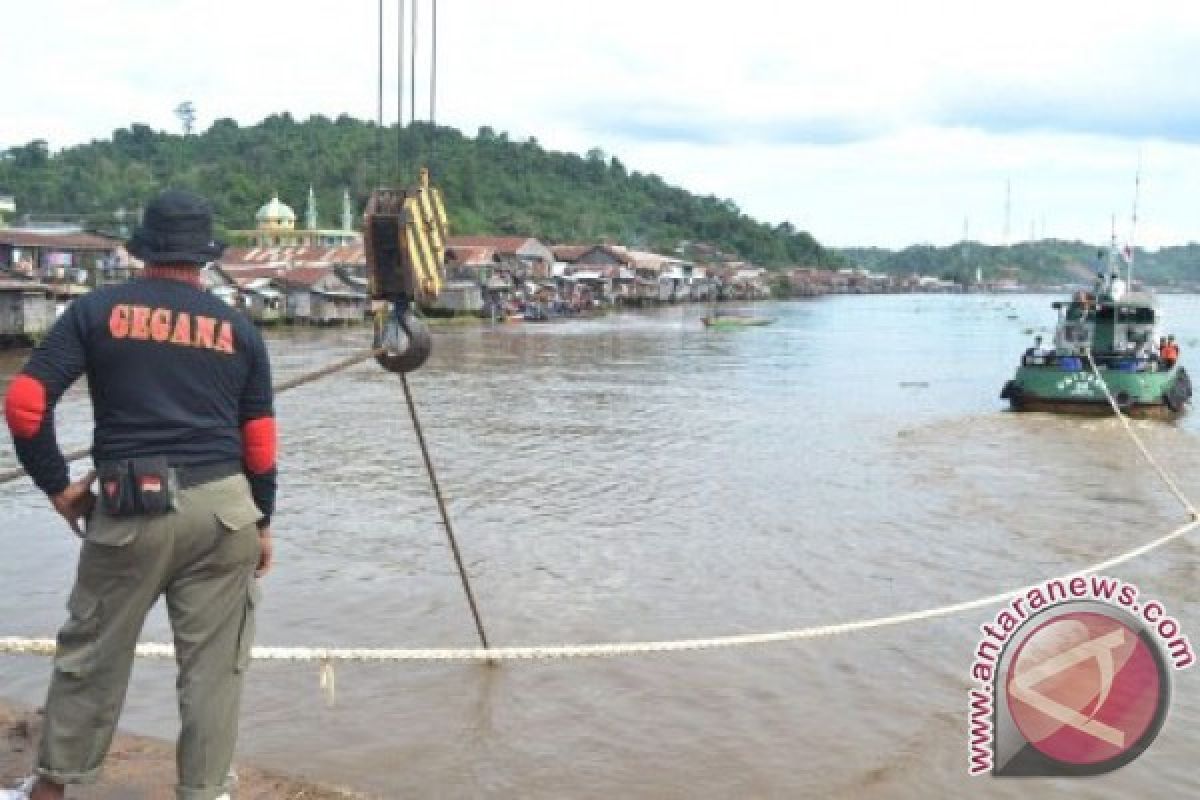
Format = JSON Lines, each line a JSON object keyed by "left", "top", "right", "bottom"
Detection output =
{"left": 363, "top": 166, "right": 448, "bottom": 305}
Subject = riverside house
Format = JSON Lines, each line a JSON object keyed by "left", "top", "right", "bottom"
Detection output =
{"left": 571, "top": 245, "right": 701, "bottom": 305}
{"left": 446, "top": 235, "right": 555, "bottom": 281}
{"left": 0, "top": 279, "right": 55, "bottom": 343}
{"left": 445, "top": 236, "right": 556, "bottom": 313}
{"left": 0, "top": 229, "right": 132, "bottom": 291}
{"left": 574, "top": 245, "right": 636, "bottom": 303}
{"left": 214, "top": 244, "right": 369, "bottom": 324}
{"left": 443, "top": 243, "right": 501, "bottom": 314}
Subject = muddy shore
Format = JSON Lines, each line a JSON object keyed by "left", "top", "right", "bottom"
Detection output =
{"left": 0, "top": 701, "right": 368, "bottom": 799}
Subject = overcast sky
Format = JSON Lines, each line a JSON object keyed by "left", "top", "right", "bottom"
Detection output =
{"left": 5, "top": 0, "right": 1200, "bottom": 249}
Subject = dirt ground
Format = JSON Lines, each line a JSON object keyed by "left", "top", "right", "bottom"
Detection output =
{"left": 0, "top": 702, "right": 368, "bottom": 799}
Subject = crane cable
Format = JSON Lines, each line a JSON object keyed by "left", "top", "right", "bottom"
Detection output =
{"left": 379, "top": 0, "right": 492, "bottom": 652}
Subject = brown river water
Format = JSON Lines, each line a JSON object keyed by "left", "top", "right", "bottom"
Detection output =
{"left": 3, "top": 294, "right": 1200, "bottom": 798}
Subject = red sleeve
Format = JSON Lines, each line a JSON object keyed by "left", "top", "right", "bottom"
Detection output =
{"left": 241, "top": 416, "right": 277, "bottom": 475}
{"left": 5, "top": 374, "right": 47, "bottom": 439}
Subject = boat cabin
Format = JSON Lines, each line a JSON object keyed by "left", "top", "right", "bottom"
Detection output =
{"left": 1048, "top": 291, "right": 1159, "bottom": 365}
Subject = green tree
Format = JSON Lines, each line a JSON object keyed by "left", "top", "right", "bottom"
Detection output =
{"left": 0, "top": 116, "right": 847, "bottom": 269}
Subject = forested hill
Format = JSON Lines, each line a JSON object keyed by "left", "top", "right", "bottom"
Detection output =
{"left": 0, "top": 114, "right": 841, "bottom": 268}
{"left": 841, "top": 240, "right": 1200, "bottom": 287}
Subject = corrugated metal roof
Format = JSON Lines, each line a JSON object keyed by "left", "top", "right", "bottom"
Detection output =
{"left": 274, "top": 267, "right": 335, "bottom": 288}
{"left": 221, "top": 266, "right": 285, "bottom": 285}
{"left": 446, "top": 245, "right": 496, "bottom": 265}
{"left": 0, "top": 230, "right": 123, "bottom": 250}
{"left": 552, "top": 245, "right": 590, "bottom": 262}
{"left": 447, "top": 235, "right": 540, "bottom": 254}
{"left": 0, "top": 279, "right": 53, "bottom": 292}
{"left": 220, "top": 244, "right": 365, "bottom": 266}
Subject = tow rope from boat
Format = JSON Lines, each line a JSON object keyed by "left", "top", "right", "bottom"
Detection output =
{"left": 1, "top": 343, "right": 1198, "bottom": 686}
{"left": 2, "top": 345, "right": 1199, "bottom": 676}
{"left": 0, "top": 517, "right": 1196, "bottom": 667}
{"left": 2, "top": 349, "right": 1199, "bottom": 669}
{"left": 1085, "top": 352, "right": 1198, "bottom": 518}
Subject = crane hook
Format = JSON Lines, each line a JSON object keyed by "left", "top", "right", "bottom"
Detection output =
{"left": 374, "top": 302, "right": 432, "bottom": 373}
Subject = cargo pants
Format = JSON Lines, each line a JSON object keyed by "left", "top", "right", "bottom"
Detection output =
{"left": 36, "top": 473, "right": 263, "bottom": 800}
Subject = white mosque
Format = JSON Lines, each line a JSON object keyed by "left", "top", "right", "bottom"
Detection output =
{"left": 228, "top": 188, "right": 361, "bottom": 248}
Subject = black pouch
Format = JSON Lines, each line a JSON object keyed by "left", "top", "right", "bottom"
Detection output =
{"left": 97, "top": 460, "right": 137, "bottom": 517}
{"left": 130, "top": 456, "right": 175, "bottom": 515}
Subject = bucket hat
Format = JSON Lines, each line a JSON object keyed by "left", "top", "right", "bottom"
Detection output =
{"left": 127, "top": 189, "right": 225, "bottom": 265}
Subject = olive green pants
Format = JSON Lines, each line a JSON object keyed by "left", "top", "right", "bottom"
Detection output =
{"left": 36, "top": 473, "right": 263, "bottom": 800}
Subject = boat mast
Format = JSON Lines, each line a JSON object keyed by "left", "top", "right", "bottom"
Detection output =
{"left": 1128, "top": 153, "right": 1142, "bottom": 287}
{"left": 1109, "top": 214, "right": 1118, "bottom": 282}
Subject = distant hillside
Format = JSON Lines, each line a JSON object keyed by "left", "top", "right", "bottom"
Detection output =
{"left": 0, "top": 115, "right": 843, "bottom": 268}
{"left": 840, "top": 240, "right": 1200, "bottom": 287}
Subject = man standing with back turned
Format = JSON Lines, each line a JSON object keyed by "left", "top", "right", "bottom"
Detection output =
{"left": 2, "top": 190, "right": 277, "bottom": 800}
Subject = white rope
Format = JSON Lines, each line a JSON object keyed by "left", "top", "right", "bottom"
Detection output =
{"left": 1085, "top": 352, "right": 1197, "bottom": 516}
{"left": 1, "top": 517, "right": 1196, "bottom": 663}
{"left": 1, "top": 354, "right": 1195, "bottom": 664}
{"left": 319, "top": 658, "right": 337, "bottom": 705}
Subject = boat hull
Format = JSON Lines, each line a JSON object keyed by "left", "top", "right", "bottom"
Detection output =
{"left": 1005, "top": 393, "right": 1178, "bottom": 419}
{"left": 1001, "top": 364, "right": 1190, "bottom": 419}
{"left": 702, "top": 316, "right": 773, "bottom": 329}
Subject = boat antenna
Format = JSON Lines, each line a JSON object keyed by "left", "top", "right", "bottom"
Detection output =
{"left": 1109, "top": 213, "right": 1118, "bottom": 278}
{"left": 1128, "top": 151, "right": 1142, "bottom": 287}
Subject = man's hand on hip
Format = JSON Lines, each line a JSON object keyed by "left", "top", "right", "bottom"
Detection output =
{"left": 256, "top": 526, "right": 273, "bottom": 578}
{"left": 50, "top": 470, "right": 97, "bottom": 537}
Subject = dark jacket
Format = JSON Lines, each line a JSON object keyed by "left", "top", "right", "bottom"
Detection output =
{"left": 4, "top": 275, "right": 277, "bottom": 522}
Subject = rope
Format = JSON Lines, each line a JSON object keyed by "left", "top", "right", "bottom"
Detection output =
{"left": 3, "top": 345, "right": 1197, "bottom": 666}
{"left": 319, "top": 658, "right": 337, "bottom": 705}
{"left": 1085, "top": 352, "right": 1197, "bottom": 517}
{"left": 398, "top": 372, "right": 491, "bottom": 651}
{"left": 0, "top": 348, "right": 383, "bottom": 487}
{"left": 272, "top": 348, "right": 382, "bottom": 394}
{"left": 2, "top": 517, "right": 1196, "bottom": 663}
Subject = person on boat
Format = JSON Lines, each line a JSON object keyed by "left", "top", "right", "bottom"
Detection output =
{"left": 2, "top": 190, "right": 276, "bottom": 800}
{"left": 1024, "top": 336, "right": 1045, "bottom": 364}
{"left": 1163, "top": 336, "right": 1180, "bottom": 368}
{"left": 1136, "top": 335, "right": 1156, "bottom": 365}
{"left": 1110, "top": 272, "right": 1128, "bottom": 301}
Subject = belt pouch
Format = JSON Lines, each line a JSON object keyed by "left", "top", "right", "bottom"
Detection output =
{"left": 97, "top": 460, "right": 137, "bottom": 516}
{"left": 130, "top": 456, "right": 175, "bottom": 515}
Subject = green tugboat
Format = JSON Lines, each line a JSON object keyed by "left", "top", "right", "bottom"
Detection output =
{"left": 1000, "top": 253, "right": 1191, "bottom": 419}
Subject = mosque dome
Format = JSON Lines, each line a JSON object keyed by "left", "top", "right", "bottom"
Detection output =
{"left": 255, "top": 195, "right": 296, "bottom": 229}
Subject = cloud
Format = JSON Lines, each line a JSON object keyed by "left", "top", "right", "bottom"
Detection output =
{"left": 574, "top": 105, "right": 880, "bottom": 147}
{"left": 919, "top": 14, "right": 1200, "bottom": 143}
{"left": 6, "top": 0, "right": 1200, "bottom": 246}
{"left": 936, "top": 94, "right": 1200, "bottom": 144}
